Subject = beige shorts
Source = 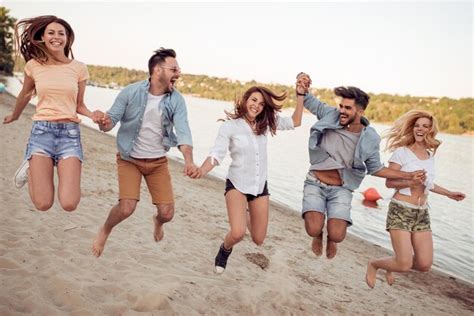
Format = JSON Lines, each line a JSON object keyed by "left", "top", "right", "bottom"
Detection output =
{"left": 116, "top": 153, "right": 174, "bottom": 204}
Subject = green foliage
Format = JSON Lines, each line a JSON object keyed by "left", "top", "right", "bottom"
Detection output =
{"left": 15, "top": 62, "right": 474, "bottom": 135}
{"left": 0, "top": 7, "right": 16, "bottom": 75}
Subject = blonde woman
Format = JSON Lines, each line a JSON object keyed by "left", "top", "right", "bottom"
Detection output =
{"left": 365, "top": 110, "right": 465, "bottom": 288}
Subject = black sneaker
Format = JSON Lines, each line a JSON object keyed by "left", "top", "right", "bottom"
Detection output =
{"left": 214, "top": 243, "right": 232, "bottom": 274}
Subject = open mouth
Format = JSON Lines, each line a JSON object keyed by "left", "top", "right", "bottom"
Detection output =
{"left": 49, "top": 41, "right": 63, "bottom": 47}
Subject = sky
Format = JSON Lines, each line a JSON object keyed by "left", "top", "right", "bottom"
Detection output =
{"left": 4, "top": 1, "right": 473, "bottom": 99}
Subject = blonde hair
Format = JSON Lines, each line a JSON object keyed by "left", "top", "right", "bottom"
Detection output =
{"left": 384, "top": 110, "right": 441, "bottom": 154}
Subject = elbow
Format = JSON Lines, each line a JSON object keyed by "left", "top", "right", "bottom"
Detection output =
{"left": 293, "top": 121, "right": 302, "bottom": 128}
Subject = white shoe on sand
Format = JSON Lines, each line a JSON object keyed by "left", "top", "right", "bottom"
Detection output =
{"left": 13, "top": 160, "right": 29, "bottom": 189}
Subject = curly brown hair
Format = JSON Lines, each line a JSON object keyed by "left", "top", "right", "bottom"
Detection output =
{"left": 226, "top": 86, "right": 287, "bottom": 136}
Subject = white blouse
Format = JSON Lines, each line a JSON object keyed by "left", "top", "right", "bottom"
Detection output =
{"left": 388, "top": 146, "right": 436, "bottom": 196}
{"left": 209, "top": 116, "right": 294, "bottom": 196}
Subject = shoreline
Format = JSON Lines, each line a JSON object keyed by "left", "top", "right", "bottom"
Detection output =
{"left": 1, "top": 92, "right": 473, "bottom": 314}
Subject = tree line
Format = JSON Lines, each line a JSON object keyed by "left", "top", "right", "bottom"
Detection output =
{"left": 85, "top": 64, "right": 472, "bottom": 134}
{"left": 2, "top": 6, "right": 471, "bottom": 134}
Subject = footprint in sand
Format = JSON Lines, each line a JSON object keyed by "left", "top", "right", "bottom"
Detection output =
{"left": 244, "top": 252, "right": 269, "bottom": 270}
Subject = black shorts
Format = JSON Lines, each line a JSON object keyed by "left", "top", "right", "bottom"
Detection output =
{"left": 224, "top": 179, "right": 270, "bottom": 202}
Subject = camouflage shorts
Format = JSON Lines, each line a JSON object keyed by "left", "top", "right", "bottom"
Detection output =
{"left": 386, "top": 200, "right": 431, "bottom": 232}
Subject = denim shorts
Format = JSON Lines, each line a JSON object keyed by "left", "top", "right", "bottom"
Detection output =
{"left": 25, "top": 121, "right": 83, "bottom": 165}
{"left": 302, "top": 172, "right": 353, "bottom": 226}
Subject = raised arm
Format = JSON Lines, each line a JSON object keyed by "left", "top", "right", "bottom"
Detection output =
{"left": 295, "top": 72, "right": 335, "bottom": 119}
{"left": 292, "top": 73, "right": 312, "bottom": 127}
{"left": 3, "top": 74, "right": 35, "bottom": 124}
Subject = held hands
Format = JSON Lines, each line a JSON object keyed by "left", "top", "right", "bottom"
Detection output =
{"left": 98, "top": 113, "right": 113, "bottom": 131}
{"left": 184, "top": 162, "right": 202, "bottom": 179}
{"left": 296, "top": 72, "right": 312, "bottom": 95}
{"left": 91, "top": 110, "right": 105, "bottom": 124}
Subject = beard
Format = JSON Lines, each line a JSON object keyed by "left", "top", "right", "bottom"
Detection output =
{"left": 340, "top": 114, "right": 356, "bottom": 126}
{"left": 159, "top": 74, "right": 175, "bottom": 93}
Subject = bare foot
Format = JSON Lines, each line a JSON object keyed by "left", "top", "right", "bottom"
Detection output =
{"left": 311, "top": 235, "right": 323, "bottom": 256}
{"left": 326, "top": 239, "right": 337, "bottom": 259}
{"left": 153, "top": 215, "right": 164, "bottom": 242}
{"left": 92, "top": 225, "right": 110, "bottom": 257}
{"left": 365, "top": 261, "right": 377, "bottom": 288}
{"left": 385, "top": 270, "right": 395, "bottom": 285}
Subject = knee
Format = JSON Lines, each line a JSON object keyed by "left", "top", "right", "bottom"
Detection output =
{"left": 327, "top": 231, "right": 346, "bottom": 243}
{"left": 60, "top": 199, "right": 79, "bottom": 212}
{"left": 397, "top": 257, "right": 414, "bottom": 272}
{"left": 33, "top": 199, "right": 54, "bottom": 212}
{"left": 119, "top": 201, "right": 136, "bottom": 218}
{"left": 415, "top": 261, "right": 432, "bottom": 272}
{"left": 251, "top": 235, "right": 265, "bottom": 246}
{"left": 229, "top": 229, "right": 246, "bottom": 243}
{"left": 61, "top": 202, "right": 78, "bottom": 212}
{"left": 304, "top": 216, "right": 324, "bottom": 237}
{"left": 157, "top": 205, "right": 174, "bottom": 223}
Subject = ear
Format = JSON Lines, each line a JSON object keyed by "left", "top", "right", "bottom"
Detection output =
{"left": 152, "top": 65, "right": 161, "bottom": 76}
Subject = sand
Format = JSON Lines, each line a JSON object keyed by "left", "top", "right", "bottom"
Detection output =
{"left": 1, "top": 92, "right": 473, "bottom": 315}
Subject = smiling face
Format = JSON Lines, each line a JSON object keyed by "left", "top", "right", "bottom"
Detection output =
{"left": 413, "top": 117, "right": 432, "bottom": 144}
{"left": 153, "top": 57, "right": 181, "bottom": 93}
{"left": 338, "top": 98, "right": 363, "bottom": 126}
{"left": 41, "top": 22, "right": 68, "bottom": 56}
{"left": 245, "top": 92, "right": 265, "bottom": 121}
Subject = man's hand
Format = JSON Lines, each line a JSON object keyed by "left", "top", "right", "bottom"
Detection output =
{"left": 410, "top": 170, "right": 426, "bottom": 184}
{"left": 91, "top": 110, "right": 106, "bottom": 123}
{"left": 296, "top": 72, "right": 312, "bottom": 95}
{"left": 184, "top": 162, "right": 201, "bottom": 179}
{"left": 98, "top": 114, "right": 113, "bottom": 131}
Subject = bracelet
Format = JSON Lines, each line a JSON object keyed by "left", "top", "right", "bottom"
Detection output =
{"left": 296, "top": 92, "right": 306, "bottom": 96}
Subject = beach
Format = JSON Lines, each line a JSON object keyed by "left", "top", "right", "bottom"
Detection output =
{"left": 0, "top": 92, "right": 473, "bottom": 315}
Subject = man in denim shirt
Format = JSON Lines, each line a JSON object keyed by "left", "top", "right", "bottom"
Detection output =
{"left": 296, "top": 73, "right": 425, "bottom": 259}
{"left": 92, "top": 48, "right": 200, "bottom": 257}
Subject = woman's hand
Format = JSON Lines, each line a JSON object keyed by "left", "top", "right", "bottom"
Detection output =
{"left": 447, "top": 191, "right": 466, "bottom": 201}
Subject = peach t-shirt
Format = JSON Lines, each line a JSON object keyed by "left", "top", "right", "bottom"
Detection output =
{"left": 24, "top": 59, "right": 89, "bottom": 122}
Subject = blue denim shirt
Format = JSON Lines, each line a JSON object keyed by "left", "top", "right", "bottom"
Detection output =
{"left": 107, "top": 80, "right": 193, "bottom": 161}
{"left": 304, "top": 94, "right": 384, "bottom": 191}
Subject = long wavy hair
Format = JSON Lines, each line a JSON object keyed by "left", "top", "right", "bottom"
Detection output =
{"left": 225, "top": 86, "right": 287, "bottom": 136}
{"left": 15, "top": 15, "right": 75, "bottom": 64}
{"left": 384, "top": 110, "right": 441, "bottom": 154}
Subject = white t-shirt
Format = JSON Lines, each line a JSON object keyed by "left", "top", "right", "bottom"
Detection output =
{"left": 130, "top": 93, "right": 166, "bottom": 158}
{"left": 388, "top": 146, "right": 435, "bottom": 196}
{"left": 208, "top": 116, "right": 294, "bottom": 196}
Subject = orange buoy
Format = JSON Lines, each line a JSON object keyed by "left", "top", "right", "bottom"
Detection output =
{"left": 361, "top": 187, "right": 382, "bottom": 202}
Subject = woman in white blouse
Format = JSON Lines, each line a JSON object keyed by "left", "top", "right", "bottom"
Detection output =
{"left": 198, "top": 84, "right": 305, "bottom": 274}
{"left": 365, "top": 110, "right": 465, "bottom": 288}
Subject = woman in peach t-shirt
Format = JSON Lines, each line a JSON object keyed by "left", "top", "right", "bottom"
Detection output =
{"left": 3, "top": 15, "right": 103, "bottom": 212}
